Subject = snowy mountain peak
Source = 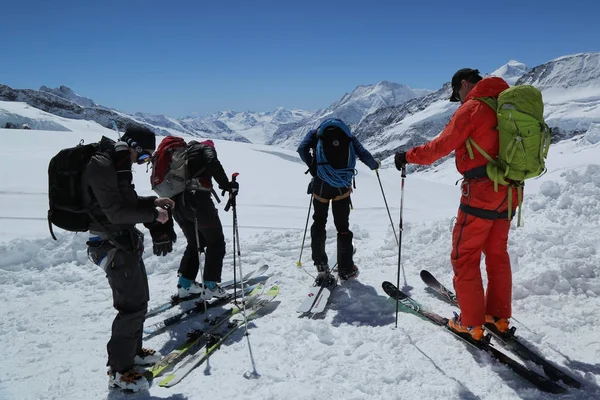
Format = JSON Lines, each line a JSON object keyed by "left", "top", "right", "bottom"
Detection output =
{"left": 269, "top": 80, "right": 431, "bottom": 148}
{"left": 516, "top": 52, "right": 600, "bottom": 89}
{"left": 338, "top": 80, "right": 430, "bottom": 109}
{"left": 39, "top": 85, "right": 98, "bottom": 108}
{"left": 491, "top": 60, "right": 530, "bottom": 85}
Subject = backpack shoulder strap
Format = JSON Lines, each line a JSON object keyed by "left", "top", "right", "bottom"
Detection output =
{"left": 465, "top": 97, "right": 499, "bottom": 162}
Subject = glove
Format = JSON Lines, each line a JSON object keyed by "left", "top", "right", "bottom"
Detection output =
{"left": 372, "top": 159, "right": 381, "bottom": 171}
{"left": 146, "top": 216, "right": 177, "bottom": 257}
{"left": 220, "top": 180, "right": 239, "bottom": 196}
{"left": 394, "top": 152, "right": 408, "bottom": 170}
{"left": 307, "top": 179, "right": 314, "bottom": 195}
{"left": 309, "top": 163, "right": 317, "bottom": 177}
{"left": 151, "top": 232, "right": 173, "bottom": 256}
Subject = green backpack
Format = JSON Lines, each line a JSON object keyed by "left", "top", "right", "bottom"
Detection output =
{"left": 466, "top": 85, "right": 552, "bottom": 226}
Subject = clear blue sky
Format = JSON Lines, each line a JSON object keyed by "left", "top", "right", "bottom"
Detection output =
{"left": 1, "top": 0, "right": 598, "bottom": 118}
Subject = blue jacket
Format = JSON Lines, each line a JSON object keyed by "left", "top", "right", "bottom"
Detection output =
{"left": 297, "top": 129, "right": 379, "bottom": 171}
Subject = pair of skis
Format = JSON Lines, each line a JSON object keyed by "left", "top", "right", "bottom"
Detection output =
{"left": 143, "top": 278, "right": 268, "bottom": 339}
{"left": 419, "top": 270, "right": 582, "bottom": 389}
{"left": 146, "top": 264, "right": 269, "bottom": 318}
{"left": 296, "top": 258, "right": 338, "bottom": 315}
{"left": 143, "top": 265, "right": 270, "bottom": 339}
{"left": 296, "top": 246, "right": 357, "bottom": 315}
{"left": 148, "top": 283, "right": 280, "bottom": 387}
{"left": 383, "top": 271, "right": 583, "bottom": 393}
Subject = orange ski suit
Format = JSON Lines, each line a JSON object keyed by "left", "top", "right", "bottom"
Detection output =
{"left": 406, "top": 77, "right": 516, "bottom": 326}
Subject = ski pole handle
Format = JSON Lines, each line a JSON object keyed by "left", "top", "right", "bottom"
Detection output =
{"left": 224, "top": 172, "right": 239, "bottom": 212}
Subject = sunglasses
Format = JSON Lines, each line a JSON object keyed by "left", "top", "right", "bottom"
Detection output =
{"left": 136, "top": 152, "right": 153, "bottom": 165}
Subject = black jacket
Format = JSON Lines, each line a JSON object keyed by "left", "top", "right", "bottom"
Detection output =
{"left": 82, "top": 136, "right": 157, "bottom": 233}
{"left": 186, "top": 141, "right": 230, "bottom": 189}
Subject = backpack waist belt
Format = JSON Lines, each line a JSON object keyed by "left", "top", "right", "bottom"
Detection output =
{"left": 459, "top": 204, "right": 515, "bottom": 220}
{"left": 462, "top": 165, "right": 488, "bottom": 180}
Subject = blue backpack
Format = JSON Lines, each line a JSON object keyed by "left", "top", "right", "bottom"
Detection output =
{"left": 315, "top": 119, "right": 357, "bottom": 188}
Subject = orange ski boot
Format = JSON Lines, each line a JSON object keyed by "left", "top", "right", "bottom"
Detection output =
{"left": 447, "top": 312, "right": 485, "bottom": 341}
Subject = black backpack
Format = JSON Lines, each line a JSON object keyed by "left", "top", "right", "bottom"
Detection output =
{"left": 48, "top": 141, "right": 100, "bottom": 240}
{"left": 318, "top": 125, "right": 353, "bottom": 169}
{"left": 314, "top": 119, "right": 357, "bottom": 188}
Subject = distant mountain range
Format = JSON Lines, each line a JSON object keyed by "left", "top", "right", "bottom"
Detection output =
{"left": 354, "top": 52, "right": 600, "bottom": 161}
{"left": 1, "top": 52, "right": 599, "bottom": 158}
{"left": 268, "top": 81, "right": 431, "bottom": 147}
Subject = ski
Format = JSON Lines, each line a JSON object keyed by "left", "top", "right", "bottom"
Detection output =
{"left": 297, "top": 257, "right": 338, "bottom": 314}
{"left": 158, "top": 284, "right": 280, "bottom": 387}
{"left": 144, "top": 283, "right": 267, "bottom": 379}
{"left": 146, "top": 264, "right": 269, "bottom": 318}
{"left": 419, "top": 269, "right": 582, "bottom": 388}
{"left": 420, "top": 270, "right": 458, "bottom": 305}
{"left": 143, "top": 277, "right": 268, "bottom": 339}
{"left": 382, "top": 281, "right": 566, "bottom": 394}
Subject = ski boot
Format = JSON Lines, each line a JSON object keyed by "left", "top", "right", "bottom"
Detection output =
{"left": 134, "top": 348, "right": 161, "bottom": 366}
{"left": 314, "top": 262, "right": 329, "bottom": 286}
{"left": 108, "top": 369, "right": 149, "bottom": 392}
{"left": 485, "top": 315, "right": 512, "bottom": 336}
{"left": 447, "top": 312, "right": 485, "bottom": 341}
{"left": 203, "top": 281, "right": 228, "bottom": 299}
{"left": 339, "top": 265, "right": 360, "bottom": 281}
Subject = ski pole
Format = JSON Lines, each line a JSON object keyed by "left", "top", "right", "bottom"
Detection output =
{"left": 297, "top": 192, "right": 313, "bottom": 267}
{"left": 225, "top": 173, "right": 240, "bottom": 302}
{"left": 193, "top": 207, "right": 209, "bottom": 317}
{"left": 376, "top": 169, "right": 399, "bottom": 245}
{"left": 395, "top": 166, "right": 407, "bottom": 329}
{"left": 227, "top": 173, "right": 260, "bottom": 379}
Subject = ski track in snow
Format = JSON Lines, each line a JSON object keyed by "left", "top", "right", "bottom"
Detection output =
{"left": 1, "top": 133, "right": 600, "bottom": 399}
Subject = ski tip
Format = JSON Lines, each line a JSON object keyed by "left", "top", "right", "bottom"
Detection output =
{"left": 420, "top": 270, "right": 434, "bottom": 280}
{"left": 265, "top": 284, "right": 280, "bottom": 297}
{"left": 381, "top": 281, "right": 398, "bottom": 296}
{"left": 158, "top": 374, "right": 175, "bottom": 387}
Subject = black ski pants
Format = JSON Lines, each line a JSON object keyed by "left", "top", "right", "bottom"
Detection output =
{"left": 173, "top": 190, "right": 226, "bottom": 282}
{"left": 310, "top": 178, "right": 354, "bottom": 274}
{"left": 87, "top": 230, "right": 148, "bottom": 374}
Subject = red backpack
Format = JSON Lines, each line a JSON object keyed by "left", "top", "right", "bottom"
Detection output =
{"left": 151, "top": 136, "right": 189, "bottom": 198}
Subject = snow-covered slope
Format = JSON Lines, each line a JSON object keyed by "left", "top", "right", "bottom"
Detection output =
{"left": 517, "top": 52, "right": 600, "bottom": 140}
{"left": 1, "top": 126, "right": 599, "bottom": 400}
{"left": 0, "top": 83, "right": 251, "bottom": 142}
{"left": 269, "top": 81, "right": 431, "bottom": 148}
{"left": 0, "top": 100, "right": 118, "bottom": 134}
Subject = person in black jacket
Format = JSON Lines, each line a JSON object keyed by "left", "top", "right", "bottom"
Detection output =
{"left": 83, "top": 126, "right": 174, "bottom": 392}
{"left": 151, "top": 139, "right": 238, "bottom": 300}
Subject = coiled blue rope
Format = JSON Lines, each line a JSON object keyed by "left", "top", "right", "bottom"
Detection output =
{"left": 315, "top": 140, "right": 357, "bottom": 188}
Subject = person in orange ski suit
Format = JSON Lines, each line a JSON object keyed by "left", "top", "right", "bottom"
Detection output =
{"left": 394, "top": 68, "right": 516, "bottom": 339}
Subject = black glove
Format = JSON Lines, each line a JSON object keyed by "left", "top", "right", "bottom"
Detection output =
{"left": 146, "top": 216, "right": 177, "bottom": 257}
{"left": 220, "top": 180, "right": 239, "bottom": 196}
{"left": 307, "top": 179, "right": 314, "bottom": 195}
{"left": 309, "top": 162, "right": 317, "bottom": 177}
{"left": 151, "top": 231, "right": 173, "bottom": 256}
{"left": 395, "top": 152, "right": 408, "bottom": 170}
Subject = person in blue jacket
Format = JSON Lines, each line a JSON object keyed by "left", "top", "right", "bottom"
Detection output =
{"left": 297, "top": 118, "right": 379, "bottom": 282}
